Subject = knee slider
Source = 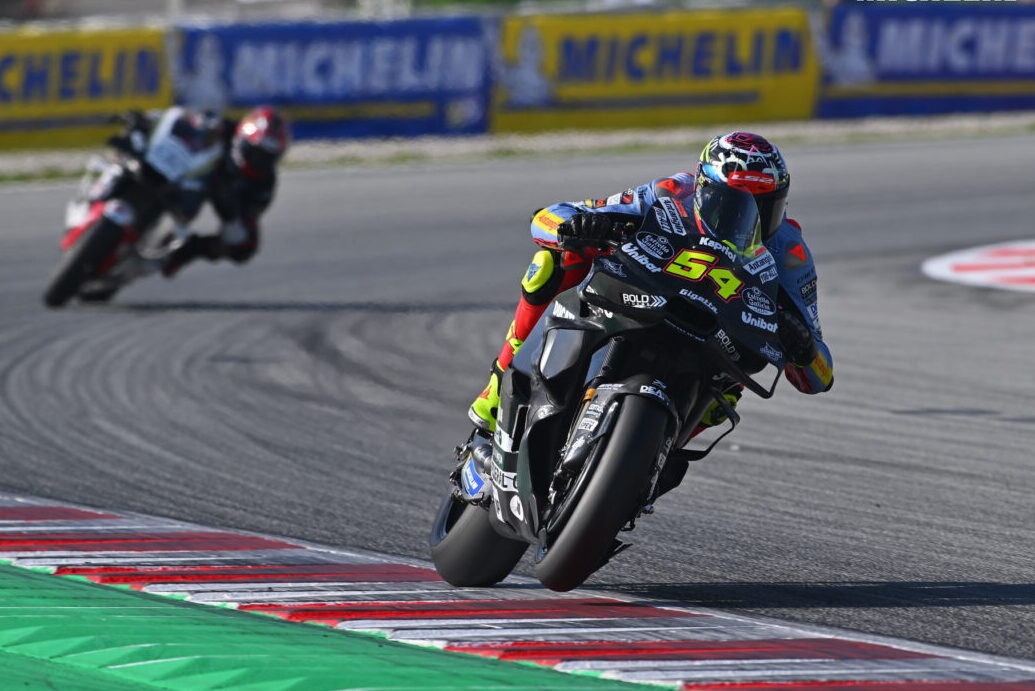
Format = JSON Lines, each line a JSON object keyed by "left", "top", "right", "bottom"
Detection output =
{"left": 520, "top": 249, "right": 564, "bottom": 306}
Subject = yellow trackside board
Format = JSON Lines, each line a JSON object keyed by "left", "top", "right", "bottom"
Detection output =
{"left": 492, "top": 8, "right": 820, "bottom": 133}
{"left": 0, "top": 27, "right": 173, "bottom": 149}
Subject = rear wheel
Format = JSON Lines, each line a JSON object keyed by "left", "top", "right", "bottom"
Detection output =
{"left": 429, "top": 493, "right": 528, "bottom": 587}
{"left": 43, "top": 220, "right": 123, "bottom": 308}
{"left": 534, "top": 395, "right": 669, "bottom": 592}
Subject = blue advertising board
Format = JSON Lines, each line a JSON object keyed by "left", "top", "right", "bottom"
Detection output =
{"left": 818, "top": 5, "right": 1035, "bottom": 118}
{"left": 170, "top": 18, "right": 493, "bottom": 139}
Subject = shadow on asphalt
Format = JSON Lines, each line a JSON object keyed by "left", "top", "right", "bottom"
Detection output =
{"left": 116, "top": 300, "right": 512, "bottom": 314}
{"left": 596, "top": 581, "right": 1035, "bottom": 608}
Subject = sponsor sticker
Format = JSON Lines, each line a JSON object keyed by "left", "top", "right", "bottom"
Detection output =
{"left": 744, "top": 251, "right": 776, "bottom": 275}
{"left": 742, "top": 286, "right": 776, "bottom": 316}
{"left": 759, "top": 341, "right": 784, "bottom": 364}
{"left": 715, "top": 328, "right": 740, "bottom": 361}
{"left": 461, "top": 458, "right": 485, "bottom": 496}
{"left": 759, "top": 267, "right": 779, "bottom": 283}
{"left": 799, "top": 277, "right": 817, "bottom": 300}
{"left": 741, "top": 311, "right": 778, "bottom": 333}
{"left": 635, "top": 231, "right": 675, "bottom": 260}
{"left": 699, "top": 236, "right": 736, "bottom": 261}
{"left": 578, "top": 417, "right": 598, "bottom": 432}
{"left": 622, "top": 293, "right": 667, "bottom": 309}
{"left": 658, "top": 197, "right": 688, "bottom": 235}
{"left": 639, "top": 384, "right": 668, "bottom": 402}
{"left": 621, "top": 242, "right": 663, "bottom": 273}
{"left": 491, "top": 464, "right": 517, "bottom": 491}
{"left": 509, "top": 495, "right": 524, "bottom": 521}
{"left": 807, "top": 302, "right": 822, "bottom": 335}
{"left": 552, "top": 301, "right": 578, "bottom": 319}
{"left": 678, "top": 288, "right": 719, "bottom": 314}
{"left": 598, "top": 258, "right": 627, "bottom": 277}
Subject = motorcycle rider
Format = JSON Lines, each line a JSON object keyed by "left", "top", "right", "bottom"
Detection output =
{"left": 108, "top": 105, "right": 290, "bottom": 279}
{"left": 468, "top": 131, "right": 833, "bottom": 438}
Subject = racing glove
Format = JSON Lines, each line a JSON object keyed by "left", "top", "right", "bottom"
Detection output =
{"left": 556, "top": 213, "right": 633, "bottom": 249}
{"left": 777, "top": 307, "right": 817, "bottom": 367}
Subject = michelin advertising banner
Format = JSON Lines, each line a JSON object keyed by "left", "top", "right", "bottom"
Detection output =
{"left": 171, "top": 18, "right": 493, "bottom": 139}
{"left": 819, "top": 5, "right": 1035, "bottom": 118}
{"left": 492, "top": 9, "right": 819, "bottom": 132}
{"left": 0, "top": 27, "right": 171, "bottom": 149}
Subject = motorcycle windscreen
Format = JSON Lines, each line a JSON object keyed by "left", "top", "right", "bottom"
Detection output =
{"left": 692, "top": 185, "right": 763, "bottom": 255}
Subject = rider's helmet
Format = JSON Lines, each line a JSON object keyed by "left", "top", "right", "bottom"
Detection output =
{"left": 696, "top": 132, "right": 789, "bottom": 240}
{"left": 231, "top": 107, "right": 290, "bottom": 179}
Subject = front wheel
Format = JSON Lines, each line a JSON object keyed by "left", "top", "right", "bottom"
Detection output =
{"left": 43, "top": 219, "right": 123, "bottom": 308}
{"left": 429, "top": 493, "right": 528, "bottom": 587}
{"left": 534, "top": 395, "right": 669, "bottom": 592}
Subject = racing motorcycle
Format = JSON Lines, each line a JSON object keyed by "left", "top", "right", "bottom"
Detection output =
{"left": 43, "top": 110, "right": 222, "bottom": 307}
{"left": 430, "top": 186, "right": 790, "bottom": 592}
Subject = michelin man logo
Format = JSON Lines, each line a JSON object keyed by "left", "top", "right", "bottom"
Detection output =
{"left": 818, "top": 11, "right": 876, "bottom": 87}
{"left": 500, "top": 24, "right": 553, "bottom": 108}
{"left": 167, "top": 31, "right": 229, "bottom": 110}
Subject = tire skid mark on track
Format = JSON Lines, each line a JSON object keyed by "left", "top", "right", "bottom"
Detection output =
{"left": 0, "top": 492, "right": 1032, "bottom": 690}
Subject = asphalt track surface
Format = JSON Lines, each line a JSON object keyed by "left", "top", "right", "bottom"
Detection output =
{"left": 1, "top": 136, "right": 1033, "bottom": 660}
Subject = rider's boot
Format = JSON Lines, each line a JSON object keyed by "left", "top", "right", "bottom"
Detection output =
{"left": 686, "top": 388, "right": 743, "bottom": 440}
{"left": 468, "top": 360, "right": 504, "bottom": 433}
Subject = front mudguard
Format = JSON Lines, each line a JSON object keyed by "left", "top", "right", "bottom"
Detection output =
{"left": 561, "top": 374, "right": 685, "bottom": 474}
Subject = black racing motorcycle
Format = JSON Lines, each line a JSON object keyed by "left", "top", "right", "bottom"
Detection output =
{"left": 430, "top": 186, "right": 790, "bottom": 592}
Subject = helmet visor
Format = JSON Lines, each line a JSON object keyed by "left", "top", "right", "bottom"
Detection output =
{"left": 755, "top": 190, "right": 788, "bottom": 239}
{"left": 693, "top": 184, "right": 763, "bottom": 255}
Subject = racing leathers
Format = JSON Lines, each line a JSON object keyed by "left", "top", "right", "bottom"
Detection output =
{"left": 469, "top": 171, "right": 834, "bottom": 432}
{"left": 160, "top": 117, "right": 277, "bottom": 277}
{"left": 108, "top": 107, "right": 277, "bottom": 278}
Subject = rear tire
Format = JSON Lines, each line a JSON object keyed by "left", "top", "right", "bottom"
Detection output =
{"left": 429, "top": 493, "right": 528, "bottom": 587}
{"left": 534, "top": 395, "right": 669, "bottom": 592}
{"left": 43, "top": 220, "right": 123, "bottom": 308}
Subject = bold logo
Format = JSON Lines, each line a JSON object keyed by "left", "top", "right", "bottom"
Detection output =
{"left": 491, "top": 464, "right": 517, "bottom": 491}
{"left": 799, "top": 277, "right": 817, "bottom": 300}
{"left": 742, "top": 286, "right": 776, "bottom": 316}
{"left": 635, "top": 231, "right": 674, "bottom": 260}
{"left": 744, "top": 251, "right": 776, "bottom": 275}
{"left": 622, "top": 293, "right": 667, "bottom": 309}
{"left": 741, "top": 311, "right": 778, "bottom": 333}
{"left": 621, "top": 242, "right": 663, "bottom": 273}
{"left": 715, "top": 328, "right": 740, "bottom": 361}
{"left": 679, "top": 288, "right": 719, "bottom": 314}
{"left": 699, "top": 236, "right": 736, "bottom": 261}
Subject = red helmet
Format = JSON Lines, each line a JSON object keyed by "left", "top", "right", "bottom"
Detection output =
{"left": 232, "top": 107, "right": 289, "bottom": 179}
{"left": 697, "top": 132, "right": 790, "bottom": 240}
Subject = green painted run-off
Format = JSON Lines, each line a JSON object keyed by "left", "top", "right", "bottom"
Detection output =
{"left": 0, "top": 564, "right": 643, "bottom": 690}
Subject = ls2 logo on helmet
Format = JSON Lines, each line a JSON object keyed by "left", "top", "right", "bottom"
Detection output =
{"left": 635, "top": 232, "right": 674, "bottom": 260}
{"left": 742, "top": 286, "right": 775, "bottom": 316}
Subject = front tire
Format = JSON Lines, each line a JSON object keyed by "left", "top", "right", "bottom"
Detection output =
{"left": 534, "top": 395, "right": 669, "bottom": 592}
{"left": 429, "top": 493, "right": 528, "bottom": 587}
{"left": 43, "top": 220, "right": 123, "bottom": 308}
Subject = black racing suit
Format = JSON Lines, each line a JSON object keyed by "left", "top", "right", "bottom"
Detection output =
{"left": 161, "top": 124, "right": 277, "bottom": 277}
